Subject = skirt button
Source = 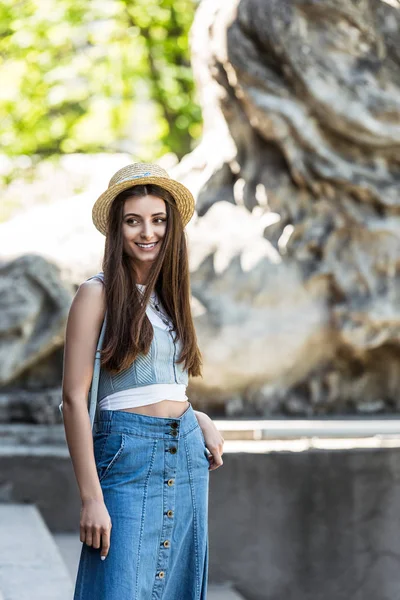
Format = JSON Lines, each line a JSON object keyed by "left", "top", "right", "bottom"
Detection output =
{"left": 158, "top": 571, "right": 165, "bottom": 579}
{"left": 167, "top": 478, "right": 175, "bottom": 486}
{"left": 163, "top": 540, "right": 170, "bottom": 548}
{"left": 169, "top": 447, "right": 177, "bottom": 454}
{"left": 167, "top": 510, "right": 174, "bottom": 518}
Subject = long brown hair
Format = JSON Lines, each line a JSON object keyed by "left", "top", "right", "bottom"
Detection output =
{"left": 100, "top": 183, "right": 202, "bottom": 378}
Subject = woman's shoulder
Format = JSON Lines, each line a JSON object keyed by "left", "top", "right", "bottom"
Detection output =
{"left": 85, "top": 271, "right": 104, "bottom": 284}
{"left": 66, "top": 272, "right": 106, "bottom": 332}
{"left": 75, "top": 272, "right": 105, "bottom": 307}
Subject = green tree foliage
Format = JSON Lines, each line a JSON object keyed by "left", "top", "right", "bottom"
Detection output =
{"left": 0, "top": 0, "right": 202, "bottom": 161}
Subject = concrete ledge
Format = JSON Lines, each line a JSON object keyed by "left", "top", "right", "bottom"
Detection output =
{"left": 4, "top": 418, "right": 400, "bottom": 445}
{"left": 214, "top": 418, "right": 400, "bottom": 438}
{"left": 0, "top": 504, "right": 72, "bottom": 600}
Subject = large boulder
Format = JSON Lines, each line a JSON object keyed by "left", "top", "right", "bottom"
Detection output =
{"left": 0, "top": 255, "right": 73, "bottom": 422}
{"left": 184, "top": 0, "right": 400, "bottom": 415}
{"left": 1, "top": 0, "right": 400, "bottom": 418}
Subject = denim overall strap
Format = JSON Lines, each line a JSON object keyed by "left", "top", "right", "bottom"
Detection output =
{"left": 88, "top": 312, "right": 107, "bottom": 430}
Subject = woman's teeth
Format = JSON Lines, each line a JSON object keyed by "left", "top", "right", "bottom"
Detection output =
{"left": 136, "top": 242, "right": 158, "bottom": 249}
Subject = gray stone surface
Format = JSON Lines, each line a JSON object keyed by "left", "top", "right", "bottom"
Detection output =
{"left": 187, "top": 0, "right": 400, "bottom": 415}
{"left": 0, "top": 387, "right": 64, "bottom": 425}
{"left": 207, "top": 448, "right": 400, "bottom": 600}
{"left": 0, "top": 255, "right": 73, "bottom": 426}
{"left": 0, "top": 504, "right": 72, "bottom": 600}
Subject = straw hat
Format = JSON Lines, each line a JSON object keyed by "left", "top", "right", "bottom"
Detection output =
{"left": 92, "top": 162, "right": 195, "bottom": 236}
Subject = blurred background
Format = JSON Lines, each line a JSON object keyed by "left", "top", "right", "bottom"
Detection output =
{"left": 1, "top": 0, "right": 400, "bottom": 599}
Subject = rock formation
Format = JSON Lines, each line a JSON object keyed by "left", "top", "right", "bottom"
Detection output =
{"left": 185, "top": 0, "right": 400, "bottom": 415}
{"left": 0, "top": 255, "right": 73, "bottom": 422}
{"left": 1, "top": 0, "right": 400, "bottom": 418}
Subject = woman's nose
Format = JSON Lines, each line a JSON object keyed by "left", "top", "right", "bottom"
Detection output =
{"left": 140, "top": 222, "right": 155, "bottom": 238}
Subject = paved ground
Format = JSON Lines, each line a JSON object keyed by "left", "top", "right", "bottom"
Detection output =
{"left": 55, "top": 533, "right": 246, "bottom": 600}
{"left": 0, "top": 505, "right": 73, "bottom": 600}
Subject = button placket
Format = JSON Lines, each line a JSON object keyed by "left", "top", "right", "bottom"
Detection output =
{"left": 153, "top": 422, "right": 180, "bottom": 592}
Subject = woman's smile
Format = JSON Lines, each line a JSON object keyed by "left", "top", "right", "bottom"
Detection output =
{"left": 135, "top": 241, "right": 159, "bottom": 251}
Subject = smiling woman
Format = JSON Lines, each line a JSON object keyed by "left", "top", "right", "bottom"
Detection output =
{"left": 61, "top": 162, "right": 224, "bottom": 600}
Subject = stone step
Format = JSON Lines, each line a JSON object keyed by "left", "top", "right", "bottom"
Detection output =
{"left": 54, "top": 532, "right": 246, "bottom": 599}
{"left": 206, "top": 584, "right": 247, "bottom": 599}
{"left": 0, "top": 504, "right": 73, "bottom": 600}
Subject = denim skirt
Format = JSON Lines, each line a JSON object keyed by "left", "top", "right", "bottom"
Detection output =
{"left": 73, "top": 402, "right": 210, "bottom": 600}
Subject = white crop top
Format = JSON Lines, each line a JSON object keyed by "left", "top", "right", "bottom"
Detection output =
{"left": 98, "top": 284, "right": 188, "bottom": 411}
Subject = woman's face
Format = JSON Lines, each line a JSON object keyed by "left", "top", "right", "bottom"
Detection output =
{"left": 122, "top": 194, "right": 167, "bottom": 264}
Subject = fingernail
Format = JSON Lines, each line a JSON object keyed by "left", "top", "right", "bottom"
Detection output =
{"left": 101, "top": 556, "right": 106, "bottom": 561}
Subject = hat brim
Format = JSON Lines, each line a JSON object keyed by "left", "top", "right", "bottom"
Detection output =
{"left": 92, "top": 176, "right": 195, "bottom": 236}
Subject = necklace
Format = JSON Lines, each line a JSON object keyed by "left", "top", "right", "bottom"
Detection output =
{"left": 148, "top": 293, "right": 174, "bottom": 332}
{"left": 137, "top": 284, "right": 174, "bottom": 331}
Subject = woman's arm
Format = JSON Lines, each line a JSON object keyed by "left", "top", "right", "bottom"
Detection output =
{"left": 193, "top": 410, "right": 209, "bottom": 426}
{"left": 193, "top": 410, "right": 225, "bottom": 471}
{"left": 62, "top": 279, "right": 111, "bottom": 558}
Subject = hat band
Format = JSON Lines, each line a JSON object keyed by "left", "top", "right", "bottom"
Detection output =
{"left": 113, "top": 172, "right": 152, "bottom": 186}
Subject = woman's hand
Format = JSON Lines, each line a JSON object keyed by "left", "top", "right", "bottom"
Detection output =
{"left": 195, "top": 411, "right": 225, "bottom": 471}
{"left": 80, "top": 498, "right": 112, "bottom": 560}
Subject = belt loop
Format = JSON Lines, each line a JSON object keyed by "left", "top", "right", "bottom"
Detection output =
{"left": 103, "top": 411, "right": 111, "bottom": 434}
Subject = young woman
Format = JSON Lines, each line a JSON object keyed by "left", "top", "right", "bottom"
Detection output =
{"left": 61, "top": 163, "right": 224, "bottom": 600}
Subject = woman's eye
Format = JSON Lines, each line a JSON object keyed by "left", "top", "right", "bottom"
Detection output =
{"left": 125, "top": 218, "right": 166, "bottom": 225}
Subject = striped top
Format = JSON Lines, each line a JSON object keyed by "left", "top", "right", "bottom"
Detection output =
{"left": 87, "top": 273, "right": 188, "bottom": 409}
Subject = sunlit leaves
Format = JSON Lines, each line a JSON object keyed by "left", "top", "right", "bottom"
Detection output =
{"left": 0, "top": 0, "right": 202, "bottom": 160}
